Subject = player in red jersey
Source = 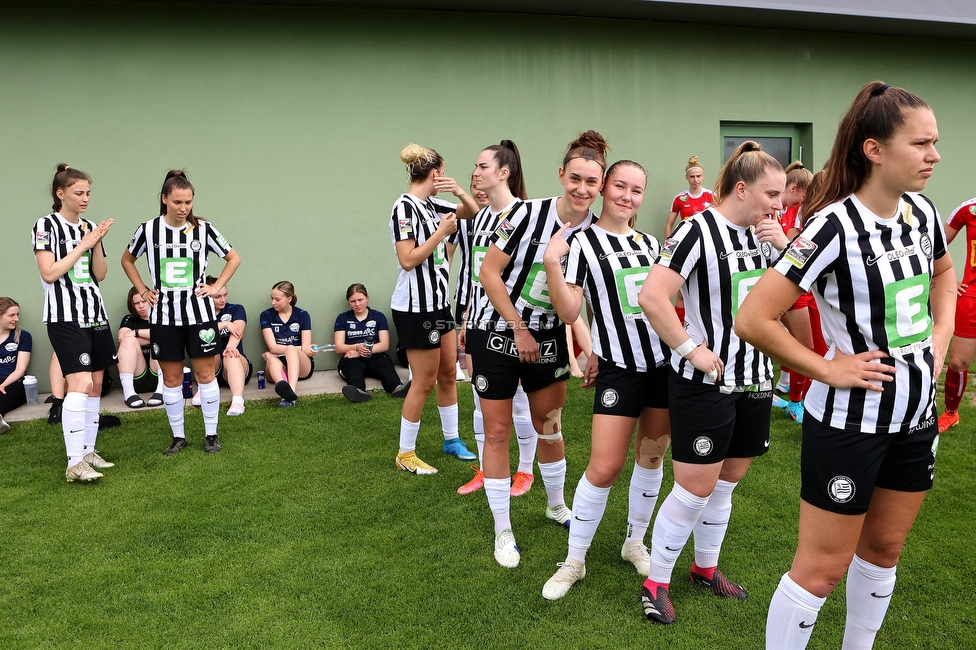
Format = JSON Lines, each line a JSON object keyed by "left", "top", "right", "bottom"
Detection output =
{"left": 665, "top": 156, "right": 716, "bottom": 323}
{"left": 939, "top": 196, "right": 976, "bottom": 432}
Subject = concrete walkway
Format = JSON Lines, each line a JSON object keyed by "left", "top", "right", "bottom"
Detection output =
{"left": 4, "top": 366, "right": 413, "bottom": 424}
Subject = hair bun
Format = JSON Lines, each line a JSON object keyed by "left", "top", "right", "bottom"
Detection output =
{"left": 572, "top": 130, "right": 609, "bottom": 157}
{"left": 56, "top": 163, "right": 71, "bottom": 173}
{"left": 400, "top": 143, "right": 431, "bottom": 166}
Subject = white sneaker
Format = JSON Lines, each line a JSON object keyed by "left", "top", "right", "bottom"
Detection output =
{"left": 227, "top": 398, "right": 245, "bottom": 416}
{"left": 545, "top": 504, "right": 572, "bottom": 529}
{"left": 0, "top": 417, "right": 9, "bottom": 434}
{"left": 621, "top": 541, "right": 651, "bottom": 577}
{"left": 494, "top": 529, "right": 520, "bottom": 568}
{"left": 542, "top": 559, "right": 586, "bottom": 600}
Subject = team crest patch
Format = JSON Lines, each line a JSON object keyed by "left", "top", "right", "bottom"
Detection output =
{"left": 398, "top": 218, "right": 412, "bottom": 235}
{"left": 554, "top": 365, "right": 570, "bottom": 378}
{"left": 428, "top": 330, "right": 440, "bottom": 344}
{"left": 79, "top": 353, "right": 91, "bottom": 366}
{"left": 5, "top": 342, "right": 17, "bottom": 352}
{"left": 784, "top": 236, "right": 818, "bottom": 268}
{"left": 920, "top": 233, "right": 933, "bottom": 260}
{"left": 496, "top": 219, "right": 515, "bottom": 242}
{"left": 678, "top": 193, "right": 689, "bottom": 202}
{"left": 152, "top": 343, "right": 160, "bottom": 356}
{"left": 366, "top": 320, "right": 376, "bottom": 328}
{"left": 761, "top": 242, "right": 772, "bottom": 259}
{"left": 601, "top": 389, "right": 618, "bottom": 408}
{"left": 35, "top": 230, "right": 50, "bottom": 245}
{"left": 827, "top": 476, "right": 856, "bottom": 504}
{"left": 198, "top": 328, "right": 216, "bottom": 344}
{"left": 290, "top": 323, "right": 301, "bottom": 332}
{"left": 693, "top": 436, "right": 712, "bottom": 456}
{"left": 190, "top": 240, "right": 202, "bottom": 252}
{"left": 220, "top": 314, "right": 232, "bottom": 322}
{"left": 970, "top": 205, "right": 976, "bottom": 215}
{"left": 475, "top": 375, "right": 488, "bottom": 393}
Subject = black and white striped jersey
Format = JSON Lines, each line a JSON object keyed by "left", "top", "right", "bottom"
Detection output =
{"left": 32, "top": 213, "right": 109, "bottom": 326}
{"left": 773, "top": 193, "right": 947, "bottom": 434}
{"left": 472, "top": 197, "right": 596, "bottom": 331}
{"left": 126, "top": 216, "right": 233, "bottom": 326}
{"left": 389, "top": 193, "right": 455, "bottom": 313}
{"left": 657, "top": 207, "right": 774, "bottom": 385}
{"left": 564, "top": 224, "right": 670, "bottom": 372}
{"left": 456, "top": 200, "right": 522, "bottom": 325}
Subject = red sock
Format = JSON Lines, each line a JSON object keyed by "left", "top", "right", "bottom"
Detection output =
{"left": 643, "top": 578, "right": 670, "bottom": 592}
{"left": 789, "top": 372, "right": 809, "bottom": 402}
{"left": 945, "top": 370, "right": 968, "bottom": 412}
{"left": 690, "top": 562, "right": 715, "bottom": 580}
{"left": 675, "top": 306, "right": 685, "bottom": 325}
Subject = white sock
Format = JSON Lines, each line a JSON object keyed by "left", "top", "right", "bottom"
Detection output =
{"left": 199, "top": 379, "right": 220, "bottom": 436}
{"left": 154, "top": 371, "right": 165, "bottom": 394}
{"left": 84, "top": 396, "right": 100, "bottom": 454}
{"left": 842, "top": 555, "right": 897, "bottom": 650}
{"left": 513, "top": 386, "right": 537, "bottom": 474}
{"left": 163, "top": 384, "right": 185, "bottom": 438}
{"left": 693, "top": 479, "right": 737, "bottom": 569}
{"left": 649, "top": 483, "right": 709, "bottom": 584}
{"left": 471, "top": 385, "right": 483, "bottom": 434}
{"left": 474, "top": 433, "right": 485, "bottom": 468}
{"left": 120, "top": 372, "right": 136, "bottom": 399}
{"left": 438, "top": 403, "right": 459, "bottom": 441}
{"left": 626, "top": 464, "right": 663, "bottom": 544}
{"left": 779, "top": 369, "right": 791, "bottom": 387}
{"left": 567, "top": 473, "right": 611, "bottom": 564}
{"left": 538, "top": 457, "right": 567, "bottom": 508}
{"left": 766, "top": 572, "right": 826, "bottom": 649}
{"left": 62, "top": 392, "right": 88, "bottom": 466}
{"left": 399, "top": 417, "right": 420, "bottom": 454}
{"left": 484, "top": 477, "right": 512, "bottom": 536}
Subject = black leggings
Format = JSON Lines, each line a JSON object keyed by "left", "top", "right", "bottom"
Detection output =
{"left": 337, "top": 353, "right": 402, "bottom": 393}
{"left": 0, "top": 380, "right": 26, "bottom": 417}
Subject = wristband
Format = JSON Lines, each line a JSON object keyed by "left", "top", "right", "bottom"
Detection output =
{"left": 672, "top": 338, "right": 697, "bottom": 358}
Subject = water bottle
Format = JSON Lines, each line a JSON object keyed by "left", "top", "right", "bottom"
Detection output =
{"left": 457, "top": 345, "right": 467, "bottom": 370}
{"left": 364, "top": 336, "right": 375, "bottom": 358}
{"left": 257, "top": 370, "right": 266, "bottom": 390}
{"left": 23, "top": 375, "right": 39, "bottom": 406}
{"left": 182, "top": 367, "right": 193, "bottom": 399}
{"left": 310, "top": 344, "right": 335, "bottom": 352}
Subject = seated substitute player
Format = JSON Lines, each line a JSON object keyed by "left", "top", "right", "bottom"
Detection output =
{"left": 0, "top": 297, "right": 32, "bottom": 434}
{"left": 334, "top": 283, "right": 410, "bottom": 403}
{"left": 260, "top": 280, "right": 316, "bottom": 407}
{"left": 118, "top": 286, "right": 164, "bottom": 408}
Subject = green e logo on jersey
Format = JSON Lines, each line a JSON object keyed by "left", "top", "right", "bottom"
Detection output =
{"left": 68, "top": 252, "right": 92, "bottom": 284}
{"left": 615, "top": 266, "right": 651, "bottom": 315}
{"left": 731, "top": 268, "right": 765, "bottom": 318}
{"left": 432, "top": 242, "right": 447, "bottom": 266}
{"left": 161, "top": 257, "right": 194, "bottom": 288}
{"left": 885, "top": 275, "right": 931, "bottom": 347}
{"left": 471, "top": 245, "right": 489, "bottom": 285}
{"left": 521, "top": 263, "right": 553, "bottom": 310}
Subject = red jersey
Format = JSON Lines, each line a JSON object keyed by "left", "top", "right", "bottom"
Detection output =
{"left": 670, "top": 189, "right": 715, "bottom": 219}
{"left": 779, "top": 205, "right": 801, "bottom": 235}
{"left": 947, "top": 197, "right": 976, "bottom": 287}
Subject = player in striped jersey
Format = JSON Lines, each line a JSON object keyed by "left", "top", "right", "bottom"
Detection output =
{"left": 473, "top": 130, "right": 606, "bottom": 568}
{"left": 737, "top": 82, "right": 955, "bottom": 650}
{"left": 664, "top": 156, "right": 716, "bottom": 324}
{"left": 455, "top": 144, "right": 538, "bottom": 498}
{"left": 33, "top": 164, "right": 117, "bottom": 482}
{"left": 121, "top": 170, "right": 241, "bottom": 456}
{"left": 540, "top": 160, "right": 673, "bottom": 600}
{"left": 638, "top": 142, "right": 788, "bottom": 624}
{"left": 390, "top": 144, "right": 479, "bottom": 476}
{"left": 937, "top": 196, "right": 976, "bottom": 432}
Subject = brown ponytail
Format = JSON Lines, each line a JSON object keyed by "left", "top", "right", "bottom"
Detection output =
{"left": 51, "top": 164, "right": 92, "bottom": 211}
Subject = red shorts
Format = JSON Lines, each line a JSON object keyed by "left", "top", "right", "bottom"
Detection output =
{"left": 955, "top": 295, "right": 976, "bottom": 339}
{"left": 789, "top": 291, "right": 816, "bottom": 311}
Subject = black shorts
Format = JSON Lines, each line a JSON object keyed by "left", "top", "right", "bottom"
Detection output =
{"left": 216, "top": 356, "right": 254, "bottom": 388}
{"left": 133, "top": 352, "right": 159, "bottom": 393}
{"left": 594, "top": 359, "right": 669, "bottom": 418}
{"left": 668, "top": 369, "right": 771, "bottom": 465}
{"left": 800, "top": 414, "right": 938, "bottom": 515}
{"left": 276, "top": 353, "right": 314, "bottom": 380}
{"left": 467, "top": 324, "right": 569, "bottom": 400}
{"left": 393, "top": 308, "right": 455, "bottom": 350}
{"left": 150, "top": 322, "right": 220, "bottom": 361}
{"left": 48, "top": 321, "right": 117, "bottom": 375}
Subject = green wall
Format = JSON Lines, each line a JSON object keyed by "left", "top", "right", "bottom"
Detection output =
{"left": 4, "top": 2, "right": 975, "bottom": 390}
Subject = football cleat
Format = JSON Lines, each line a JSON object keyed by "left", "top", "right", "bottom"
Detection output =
{"left": 163, "top": 437, "right": 188, "bottom": 456}
{"left": 938, "top": 410, "right": 960, "bottom": 433}
{"left": 545, "top": 504, "right": 572, "bottom": 529}
{"left": 66, "top": 460, "right": 103, "bottom": 483}
{"left": 204, "top": 435, "right": 222, "bottom": 453}
{"left": 771, "top": 395, "right": 789, "bottom": 409}
{"left": 494, "top": 529, "right": 520, "bottom": 568}
{"left": 442, "top": 438, "right": 477, "bottom": 461}
{"left": 510, "top": 471, "right": 534, "bottom": 497}
{"left": 641, "top": 581, "right": 676, "bottom": 624}
{"left": 83, "top": 451, "right": 115, "bottom": 469}
{"left": 395, "top": 451, "right": 437, "bottom": 475}
{"left": 621, "top": 541, "right": 651, "bottom": 577}
{"left": 542, "top": 560, "right": 586, "bottom": 600}
{"left": 786, "top": 400, "right": 805, "bottom": 424}
{"left": 342, "top": 385, "right": 372, "bottom": 403}
{"left": 457, "top": 465, "right": 484, "bottom": 495}
{"left": 690, "top": 566, "right": 748, "bottom": 600}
